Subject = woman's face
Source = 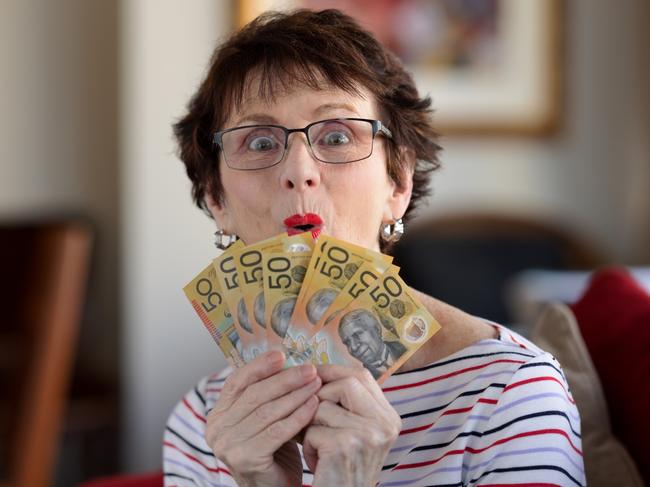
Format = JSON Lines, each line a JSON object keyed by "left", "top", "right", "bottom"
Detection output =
{"left": 206, "top": 82, "right": 412, "bottom": 251}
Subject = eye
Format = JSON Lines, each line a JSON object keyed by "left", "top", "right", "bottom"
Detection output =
{"left": 312, "top": 121, "right": 355, "bottom": 147}
{"left": 248, "top": 136, "right": 277, "bottom": 152}
{"left": 322, "top": 130, "right": 350, "bottom": 146}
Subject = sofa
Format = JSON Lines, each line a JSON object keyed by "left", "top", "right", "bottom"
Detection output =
{"left": 530, "top": 268, "right": 649, "bottom": 486}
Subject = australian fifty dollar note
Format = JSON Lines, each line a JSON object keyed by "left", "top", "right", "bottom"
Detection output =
{"left": 285, "top": 235, "right": 392, "bottom": 355}
{"left": 183, "top": 263, "right": 244, "bottom": 368}
{"left": 311, "top": 266, "right": 441, "bottom": 384}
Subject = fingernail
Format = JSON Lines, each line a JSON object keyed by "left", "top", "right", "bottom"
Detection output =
{"left": 267, "top": 351, "right": 284, "bottom": 366}
{"left": 299, "top": 363, "right": 315, "bottom": 378}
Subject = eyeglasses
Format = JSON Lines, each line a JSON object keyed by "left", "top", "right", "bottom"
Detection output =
{"left": 213, "top": 118, "right": 392, "bottom": 171}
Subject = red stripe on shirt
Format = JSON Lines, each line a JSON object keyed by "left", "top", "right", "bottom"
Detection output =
{"left": 399, "top": 397, "right": 499, "bottom": 435}
{"left": 183, "top": 397, "right": 207, "bottom": 423}
{"left": 507, "top": 330, "right": 530, "bottom": 350}
{"left": 163, "top": 441, "right": 231, "bottom": 476}
{"left": 383, "top": 359, "right": 526, "bottom": 392}
{"left": 394, "top": 428, "right": 582, "bottom": 470}
{"left": 504, "top": 376, "right": 576, "bottom": 405}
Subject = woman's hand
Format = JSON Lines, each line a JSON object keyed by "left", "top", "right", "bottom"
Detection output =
{"left": 206, "top": 351, "right": 321, "bottom": 487}
{"left": 302, "top": 365, "right": 402, "bottom": 486}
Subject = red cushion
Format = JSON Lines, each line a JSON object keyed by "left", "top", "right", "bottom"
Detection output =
{"left": 571, "top": 267, "right": 650, "bottom": 484}
{"left": 76, "top": 471, "right": 163, "bottom": 487}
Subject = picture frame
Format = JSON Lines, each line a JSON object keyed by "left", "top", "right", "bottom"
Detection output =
{"left": 234, "top": 0, "right": 562, "bottom": 135}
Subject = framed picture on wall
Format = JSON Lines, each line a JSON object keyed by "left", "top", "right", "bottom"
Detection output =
{"left": 235, "top": 0, "right": 562, "bottom": 135}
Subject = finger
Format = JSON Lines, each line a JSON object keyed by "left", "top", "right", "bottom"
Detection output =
{"left": 316, "top": 375, "right": 383, "bottom": 417}
{"left": 302, "top": 430, "right": 319, "bottom": 474}
{"left": 317, "top": 364, "right": 389, "bottom": 406}
{"left": 215, "top": 351, "right": 286, "bottom": 411}
{"left": 238, "top": 376, "right": 322, "bottom": 441}
{"left": 227, "top": 362, "right": 318, "bottom": 424}
{"left": 313, "top": 399, "right": 363, "bottom": 429}
{"left": 256, "top": 394, "right": 319, "bottom": 454}
{"left": 302, "top": 424, "right": 335, "bottom": 462}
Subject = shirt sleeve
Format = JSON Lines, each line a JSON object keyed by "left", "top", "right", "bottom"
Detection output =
{"left": 464, "top": 352, "right": 586, "bottom": 486}
{"left": 163, "top": 377, "right": 237, "bottom": 487}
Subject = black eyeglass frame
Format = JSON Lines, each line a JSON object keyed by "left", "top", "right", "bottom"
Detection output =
{"left": 213, "top": 118, "right": 393, "bottom": 171}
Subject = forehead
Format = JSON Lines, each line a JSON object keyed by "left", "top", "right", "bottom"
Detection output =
{"left": 224, "top": 72, "right": 378, "bottom": 127}
{"left": 341, "top": 314, "right": 374, "bottom": 333}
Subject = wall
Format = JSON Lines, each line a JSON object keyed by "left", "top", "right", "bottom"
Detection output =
{"left": 119, "top": 0, "right": 230, "bottom": 471}
{"left": 0, "top": 1, "right": 119, "bottom": 386}
{"left": 425, "top": 0, "right": 650, "bottom": 263}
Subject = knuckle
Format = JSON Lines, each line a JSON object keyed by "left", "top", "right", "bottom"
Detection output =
{"left": 222, "top": 448, "right": 243, "bottom": 469}
{"left": 342, "top": 376, "right": 359, "bottom": 389}
{"left": 340, "top": 433, "right": 363, "bottom": 456}
{"left": 221, "top": 373, "right": 241, "bottom": 398}
{"left": 390, "top": 415, "right": 402, "bottom": 439}
{"left": 211, "top": 437, "right": 228, "bottom": 459}
{"left": 224, "top": 445, "right": 258, "bottom": 472}
{"left": 359, "top": 367, "right": 374, "bottom": 383}
{"left": 340, "top": 377, "right": 360, "bottom": 404}
{"left": 206, "top": 425, "right": 230, "bottom": 458}
{"left": 364, "top": 430, "right": 380, "bottom": 449}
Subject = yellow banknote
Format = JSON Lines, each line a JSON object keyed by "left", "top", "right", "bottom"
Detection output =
{"left": 312, "top": 266, "right": 440, "bottom": 384}
{"left": 232, "top": 232, "right": 313, "bottom": 339}
{"left": 183, "top": 263, "right": 244, "bottom": 368}
{"left": 313, "top": 261, "right": 396, "bottom": 332}
{"left": 286, "top": 235, "right": 393, "bottom": 351}
{"left": 233, "top": 235, "right": 285, "bottom": 335}
{"left": 262, "top": 251, "right": 312, "bottom": 348}
{"left": 213, "top": 240, "right": 265, "bottom": 362}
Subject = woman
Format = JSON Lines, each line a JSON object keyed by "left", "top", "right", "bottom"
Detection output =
{"left": 165, "top": 9, "right": 584, "bottom": 487}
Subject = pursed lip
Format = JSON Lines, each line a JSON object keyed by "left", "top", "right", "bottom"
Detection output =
{"left": 284, "top": 213, "right": 324, "bottom": 238}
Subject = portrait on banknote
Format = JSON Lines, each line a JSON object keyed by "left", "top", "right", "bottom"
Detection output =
{"left": 338, "top": 308, "right": 407, "bottom": 379}
{"left": 306, "top": 288, "right": 338, "bottom": 325}
{"left": 271, "top": 296, "right": 296, "bottom": 338}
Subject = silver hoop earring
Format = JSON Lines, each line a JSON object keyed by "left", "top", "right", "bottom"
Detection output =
{"left": 214, "top": 229, "right": 238, "bottom": 250}
{"left": 381, "top": 218, "right": 404, "bottom": 242}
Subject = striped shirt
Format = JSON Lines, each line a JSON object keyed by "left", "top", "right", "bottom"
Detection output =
{"left": 163, "top": 324, "right": 585, "bottom": 486}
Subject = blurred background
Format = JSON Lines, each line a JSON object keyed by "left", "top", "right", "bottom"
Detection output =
{"left": 1, "top": 0, "right": 648, "bottom": 485}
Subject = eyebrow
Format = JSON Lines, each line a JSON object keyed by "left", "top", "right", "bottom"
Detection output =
{"left": 232, "top": 103, "right": 361, "bottom": 128}
{"left": 313, "top": 103, "right": 360, "bottom": 117}
{"left": 232, "top": 113, "right": 277, "bottom": 126}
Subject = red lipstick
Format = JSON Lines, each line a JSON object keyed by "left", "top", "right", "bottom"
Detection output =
{"left": 284, "top": 213, "right": 323, "bottom": 239}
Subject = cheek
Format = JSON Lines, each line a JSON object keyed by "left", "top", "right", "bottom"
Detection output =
{"left": 332, "top": 166, "right": 390, "bottom": 220}
{"left": 222, "top": 174, "right": 267, "bottom": 213}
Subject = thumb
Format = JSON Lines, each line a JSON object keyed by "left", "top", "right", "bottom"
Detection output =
{"left": 302, "top": 434, "right": 319, "bottom": 474}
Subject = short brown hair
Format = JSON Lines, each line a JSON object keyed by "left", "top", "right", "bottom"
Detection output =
{"left": 173, "top": 9, "right": 441, "bottom": 251}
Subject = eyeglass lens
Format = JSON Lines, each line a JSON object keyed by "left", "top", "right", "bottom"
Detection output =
{"left": 221, "top": 119, "right": 375, "bottom": 170}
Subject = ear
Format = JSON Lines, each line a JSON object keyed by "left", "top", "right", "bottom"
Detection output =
{"left": 205, "top": 192, "right": 233, "bottom": 232}
{"left": 383, "top": 149, "right": 415, "bottom": 223}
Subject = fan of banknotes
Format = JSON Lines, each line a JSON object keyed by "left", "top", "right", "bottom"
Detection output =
{"left": 183, "top": 232, "right": 441, "bottom": 383}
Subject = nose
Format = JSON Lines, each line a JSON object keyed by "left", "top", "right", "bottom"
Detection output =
{"left": 279, "top": 133, "right": 321, "bottom": 192}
